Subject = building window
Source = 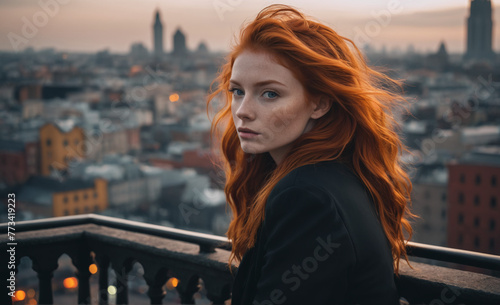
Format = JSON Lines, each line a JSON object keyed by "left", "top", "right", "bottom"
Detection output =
{"left": 490, "top": 239, "right": 495, "bottom": 252}
{"left": 458, "top": 213, "right": 464, "bottom": 224}
{"left": 458, "top": 234, "right": 463, "bottom": 245}
{"left": 46, "top": 139, "right": 52, "bottom": 146}
{"left": 74, "top": 194, "right": 79, "bottom": 202}
{"left": 94, "top": 205, "right": 99, "bottom": 212}
{"left": 63, "top": 196, "right": 68, "bottom": 204}
{"left": 64, "top": 210, "right": 69, "bottom": 216}
{"left": 491, "top": 197, "right": 497, "bottom": 208}
{"left": 441, "top": 209, "right": 446, "bottom": 219}
{"left": 491, "top": 220, "right": 496, "bottom": 231}
{"left": 474, "top": 236, "right": 480, "bottom": 248}
{"left": 474, "top": 195, "right": 480, "bottom": 206}
{"left": 63, "top": 139, "right": 68, "bottom": 147}
{"left": 459, "top": 193, "right": 464, "bottom": 204}
{"left": 74, "top": 208, "right": 80, "bottom": 214}
{"left": 84, "top": 193, "right": 88, "bottom": 200}
{"left": 93, "top": 192, "right": 98, "bottom": 198}
{"left": 460, "top": 174, "right": 465, "bottom": 183}
{"left": 474, "top": 217, "right": 480, "bottom": 228}
{"left": 441, "top": 193, "right": 447, "bottom": 202}
{"left": 492, "top": 176, "right": 497, "bottom": 187}
{"left": 475, "top": 174, "right": 481, "bottom": 185}
{"left": 84, "top": 206, "right": 89, "bottom": 213}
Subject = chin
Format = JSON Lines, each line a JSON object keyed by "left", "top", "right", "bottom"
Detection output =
{"left": 240, "top": 145, "right": 263, "bottom": 155}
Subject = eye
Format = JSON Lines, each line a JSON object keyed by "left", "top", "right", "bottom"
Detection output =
{"left": 263, "top": 91, "right": 279, "bottom": 99}
{"left": 228, "top": 88, "right": 244, "bottom": 96}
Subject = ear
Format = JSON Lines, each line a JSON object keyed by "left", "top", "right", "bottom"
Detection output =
{"left": 310, "top": 95, "right": 332, "bottom": 119}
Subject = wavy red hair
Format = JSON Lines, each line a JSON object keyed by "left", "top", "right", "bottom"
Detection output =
{"left": 207, "top": 4, "right": 415, "bottom": 275}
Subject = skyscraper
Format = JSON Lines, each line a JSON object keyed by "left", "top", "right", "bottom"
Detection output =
{"left": 465, "top": 0, "right": 495, "bottom": 62}
{"left": 153, "top": 10, "right": 164, "bottom": 57}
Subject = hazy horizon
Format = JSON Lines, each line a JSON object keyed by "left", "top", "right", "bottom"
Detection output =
{"left": 0, "top": 0, "right": 499, "bottom": 54}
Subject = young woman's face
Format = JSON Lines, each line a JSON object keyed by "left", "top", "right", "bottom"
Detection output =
{"left": 230, "top": 50, "right": 320, "bottom": 164}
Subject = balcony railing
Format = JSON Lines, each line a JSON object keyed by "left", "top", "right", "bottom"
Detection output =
{"left": 1, "top": 214, "right": 499, "bottom": 305}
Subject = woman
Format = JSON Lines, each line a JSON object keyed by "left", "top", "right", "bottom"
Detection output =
{"left": 207, "top": 4, "right": 414, "bottom": 305}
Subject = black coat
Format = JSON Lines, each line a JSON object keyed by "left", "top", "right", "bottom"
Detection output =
{"left": 230, "top": 160, "right": 401, "bottom": 305}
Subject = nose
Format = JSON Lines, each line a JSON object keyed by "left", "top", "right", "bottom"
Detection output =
{"left": 234, "top": 95, "right": 256, "bottom": 121}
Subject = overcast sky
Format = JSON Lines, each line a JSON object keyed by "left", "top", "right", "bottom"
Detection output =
{"left": 0, "top": 0, "right": 499, "bottom": 54}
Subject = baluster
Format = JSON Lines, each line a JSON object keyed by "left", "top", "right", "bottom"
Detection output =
{"left": 95, "top": 254, "right": 110, "bottom": 305}
{"left": 72, "top": 250, "right": 92, "bottom": 304}
{"left": 175, "top": 273, "right": 199, "bottom": 304}
{"left": 31, "top": 254, "right": 59, "bottom": 305}
{"left": 143, "top": 265, "right": 169, "bottom": 304}
{"left": 111, "top": 259, "right": 133, "bottom": 305}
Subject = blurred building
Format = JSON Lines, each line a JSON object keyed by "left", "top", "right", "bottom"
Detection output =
{"left": 447, "top": 147, "right": 500, "bottom": 255}
{"left": 426, "top": 41, "right": 450, "bottom": 71}
{"left": 148, "top": 141, "right": 214, "bottom": 172}
{"left": 14, "top": 83, "right": 42, "bottom": 103}
{"left": 84, "top": 125, "right": 137, "bottom": 161}
{"left": 39, "top": 122, "right": 85, "bottom": 176}
{"left": 410, "top": 164, "right": 448, "bottom": 247}
{"left": 76, "top": 155, "right": 164, "bottom": 211}
{"left": 153, "top": 10, "right": 164, "bottom": 57}
{"left": 17, "top": 176, "right": 108, "bottom": 218}
{"left": 21, "top": 100, "right": 44, "bottom": 119}
{"left": 172, "top": 28, "right": 188, "bottom": 57}
{"left": 0, "top": 139, "right": 39, "bottom": 186}
{"left": 464, "top": 0, "right": 496, "bottom": 62}
{"left": 130, "top": 42, "right": 149, "bottom": 61}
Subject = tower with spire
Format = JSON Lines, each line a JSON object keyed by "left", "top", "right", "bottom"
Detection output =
{"left": 464, "top": 0, "right": 495, "bottom": 62}
{"left": 153, "top": 9, "right": 164, "bottom": 57}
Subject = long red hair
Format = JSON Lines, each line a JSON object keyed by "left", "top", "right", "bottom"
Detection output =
{"left": 207, "top": 4, "right": 414, "bottom": 275}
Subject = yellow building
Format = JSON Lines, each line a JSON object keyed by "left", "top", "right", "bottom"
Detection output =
{"left": 17, "top": 176, "right": 108, "bottom": 218}
{"left": 52, "top": 178, "right": 108, "bottom": 217}
{"left": 40, "top": 122, "right": 85, "bottom": 176}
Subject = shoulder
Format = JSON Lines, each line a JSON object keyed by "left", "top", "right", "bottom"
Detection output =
{"left": 268, "top": 160, "right": 366, "bottom": 205}
{"left": 264, "top": 160, "right": 359, "bottom": 227}
{"left": 265, "top": 160, "right": 382, "bottom": 253}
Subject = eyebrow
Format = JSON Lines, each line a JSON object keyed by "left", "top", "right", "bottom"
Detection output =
{"left": 229, "top": 79, "right": 287, "bottom": 88}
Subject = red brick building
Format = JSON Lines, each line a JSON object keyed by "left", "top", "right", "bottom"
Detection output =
{"left": 0, "top": 140, "right": 39, "bottom": 186}
{"left": 149, "top": 148, "right": 214, "bottom": 171}
{"left": 447, "top": 149, "right": 500, "bottom": 255}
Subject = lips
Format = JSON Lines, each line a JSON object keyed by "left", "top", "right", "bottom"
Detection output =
{"left": 238, "top": 127, "right": 259, "bottom": 134}
{"left": 238, "top": 127, "right": 259, "bottom": 138}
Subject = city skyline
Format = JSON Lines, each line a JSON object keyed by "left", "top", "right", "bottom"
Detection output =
{"left": 0, "top": 0, "right": 499, "bottom": 54}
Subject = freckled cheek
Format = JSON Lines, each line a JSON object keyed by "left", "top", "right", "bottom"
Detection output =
{"left": 269, "top": 104, "right": 303, "bottom": 132}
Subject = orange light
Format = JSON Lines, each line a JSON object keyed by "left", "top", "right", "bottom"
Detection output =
{"left": 28, "top": 299, "right": 37, "bottom": 305}
{"left": 166, "top": 277, "right": 179, "bottom": 290}
{"left": 129, "top": 65, "right": 143, "bottom": 76}
{"left": 171, "top": 277, "right": 178, "bottom": 287}
{"left": 89, "top": 264, "right": 98, "bottom": 274}
{"left": 14, "top": 290, "right": 26, "bottom": 301}
{"left": 27, "top": 289, "right": 36, "bottom": 298}
{"left": 63, "top": 277, "right": 78, "bottom": 289}
{"left": 169, "top": 93, "right": 179, "bottom": 102}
